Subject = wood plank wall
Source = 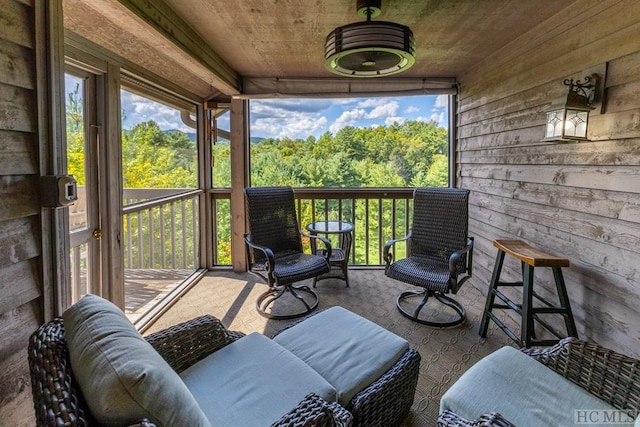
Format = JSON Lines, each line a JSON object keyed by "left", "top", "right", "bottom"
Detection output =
{"left": 0, "top": 0, "right": 45, "bottom": 424}
{"left": 457, "top": 0, "right": 640, "bottom": 358}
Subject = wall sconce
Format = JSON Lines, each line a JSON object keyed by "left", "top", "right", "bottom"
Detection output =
{"left": 545, "top": 74, "right": 602, "bottom": 141}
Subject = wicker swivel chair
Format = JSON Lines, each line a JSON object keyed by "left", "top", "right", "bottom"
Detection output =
{"left": 384, "top": 187, "right": 474, "bottom": 327}
{"left": 244, "top": 186, "right": 332, "bottom": 319}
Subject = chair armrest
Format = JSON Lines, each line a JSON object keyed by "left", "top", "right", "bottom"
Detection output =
{"left": 244, "top": 233, "right": 277, "bottom": 271}
{"left": 448, "top": 237, "right": 474, "bottom": 275}
{"left": 383, "top": 232, "right": 411, "bottom": 267}
{"left": 145, "top": 315, "right": 245, "bottom": 373}
{"left": 438, "top": 410, "right": 515, "bottom": 427}
{"left": 271, "top": 393, "right": 353, "bottom": 427}
{"left": 301, "top": 231, "right": 332, "bottom": 260}
{"left": 521, "top": 337, "right": 640, "bottom": 411}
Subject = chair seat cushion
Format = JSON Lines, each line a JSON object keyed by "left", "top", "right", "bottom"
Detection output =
{"left": 273, "top": 306, "right": 410, "bottom": 407}
{"left": 62, "top": 294, "right": 210, "bottom": 427}
{"left": 273, "top": 252, "right": 330, "bottom": 283}
{"left": 386, "top": 255, "right": 451, "bottom": 292}
{"left": 440, "top": 346, "right": 621, "bottom": 427}
{"left": 180, "top": 332, "right": 337, "bottom": 427}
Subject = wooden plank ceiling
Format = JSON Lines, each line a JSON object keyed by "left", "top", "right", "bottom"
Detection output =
{"left": 62, "top": 0, "right": 574, "bottom": 99}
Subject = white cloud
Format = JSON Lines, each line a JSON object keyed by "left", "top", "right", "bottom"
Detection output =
{"left": 121, "top": 91, "right": 195, "bottom": 132}
{"left": 356, "top": 98, "right": 388, "bottom": 108}
{"left": 434, "top": 95, "right": 448, "bottom": 109}
{"left": 115, "top": 93, "right": 446, "bottom": 140}
{"left": 249, "top": 99, "right": 336, "bottom": 139}
{"left": 385, "top": 116, "right": 406, "bottom": 126}
{"left": 250, "top": 117, "right": 282, "bottom": 137}
{"left": 279, "top": 116, "right": 328, "bottom": 139}
{"left": 329, "top": 108, "right": 367, "bottom": 134}
{"left": 366, "top": 101, "right": 400, "bottom": 119}
{"left": 429, "top": 112, "right": 447, "bottom": 126}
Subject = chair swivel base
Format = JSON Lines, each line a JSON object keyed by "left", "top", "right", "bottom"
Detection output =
{"left": 256, "top": 283, "right": 319, "bottom": 320}
{"left": 397, "top": 289, "right": 466, "bottom": 328}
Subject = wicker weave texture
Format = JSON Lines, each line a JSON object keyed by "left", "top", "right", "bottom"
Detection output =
{"left": 437, "top": 410, "right": 516, "bottom": 427}
{"left": 271, "top": 253, "right": 332, "bottom": 284}
{"left": 144, "top": 314, "right": 242, "bottom": 372}
{"left": 28, "top": 318, "right": 94, "bottom": 427}
{"left": 245, "top": 186, "right": 304, "bottom": 262}
{"left": 386, "top": 256, "right": 453, "bottom": 293}
{"left": 411, "top": 187, "right": 469, "bottom": 262}
{"left": 523, "top": 337, "right": 640, "bottom": 412}
{"left": 28, "top": 314, "right": 351, "bottom": 426}
{"left": 244, "top": 186, "right": 331, "bottom": 285}
{"left": 385, "top": 187, "right": 472, "bottom": 293}
{"left": 348, "top": 348, "right": 421, "bottom": 427}
{"left": 271, "top": 393, "right": 353, "bottom": 427}
{"left": 438, "top": 337, "right": 640, "bottom": 426}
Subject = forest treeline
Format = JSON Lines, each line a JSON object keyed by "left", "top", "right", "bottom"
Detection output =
{"left": 68, "top": 112, "right": 448, "bottom": 190}
{"left": 214, "top": 119, "right": 449, "bottom": 188}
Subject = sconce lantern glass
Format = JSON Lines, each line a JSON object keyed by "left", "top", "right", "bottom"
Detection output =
{"left": 545, "top": 75, "right": 599, "bottom": 141}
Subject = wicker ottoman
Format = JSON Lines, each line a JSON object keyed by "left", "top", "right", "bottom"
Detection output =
{"left": 273, "top": 306, "right": 421, "bottom": 427}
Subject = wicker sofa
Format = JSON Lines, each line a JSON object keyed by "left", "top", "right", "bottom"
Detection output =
{"left": 438, "top": 338, "right": 640, "bottom": 427}
{"left": 28, "top": 295, "right": 420, "bottom": 427}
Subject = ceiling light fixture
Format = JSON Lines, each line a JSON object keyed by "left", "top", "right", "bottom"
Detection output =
{"left": 324, "top": 0, "right": 415, "bottom": 78}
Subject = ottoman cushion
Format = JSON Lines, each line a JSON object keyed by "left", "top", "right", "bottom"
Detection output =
{"left": 273, "top": 306, "right": 409, "bottom": 406}
{"left": 180, "top": 332, "right": 337, "bottom": 427}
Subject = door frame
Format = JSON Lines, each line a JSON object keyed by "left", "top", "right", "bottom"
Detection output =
{"left": 62, "top": 52, "right": 125, "bottom": 309}
{"left": 65, "top": 67, "right": 103, "bottom": 301}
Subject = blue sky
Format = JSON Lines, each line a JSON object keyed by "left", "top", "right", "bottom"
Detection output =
{"left": 247, "top": 95, "right": 448, "bottom": 140}
{"left": 67, "top": 75, "right": 448, "bottom": 140}
{"left": 120, "top": 91, "right": 448, "bottom": 140}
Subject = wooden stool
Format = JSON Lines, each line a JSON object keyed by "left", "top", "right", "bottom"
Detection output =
{"left": 479, "top": 239, "right": 578, "bottom": 348}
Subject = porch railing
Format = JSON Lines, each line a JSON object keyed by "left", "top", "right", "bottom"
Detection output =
{"left": 123, "top": 189, "right": 200, "bottom": 269}
{"left": 120, "top": 187, "right": 416, "bottom": 268}
{"left": 211, "top": 188, "right": 415, "bottom": 266}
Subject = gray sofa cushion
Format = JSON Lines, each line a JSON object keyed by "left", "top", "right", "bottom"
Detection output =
{"left": 440, "top": 346, "right": 622, "bottom": 427}
{"left": 273, "top": 306, "right": 410, "bottom": 406}
{"left": 62, "top": 294, "right": 210, "bottom": 427}
{"left": 180, "top": 332, "right": 337, "bottom": 427}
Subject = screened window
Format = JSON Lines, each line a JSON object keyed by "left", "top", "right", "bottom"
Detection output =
{"left": 120, "top": 85, "right": 198, "bottom": 205}
{"left": 247, "top": 95, "right": 449, "bottom": 188}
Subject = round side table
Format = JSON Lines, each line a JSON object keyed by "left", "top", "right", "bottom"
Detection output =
{"left": 305, "top": 220, "right": 353, "bottom": 287}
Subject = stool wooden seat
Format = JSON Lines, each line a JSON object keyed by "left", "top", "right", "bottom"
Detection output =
{"left": 479, "top": 239, "right": 578, "bottom": 348}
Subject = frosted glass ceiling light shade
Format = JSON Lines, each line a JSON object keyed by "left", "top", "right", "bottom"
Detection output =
{"left": 324, "top": 0, "right": 415, "bottom": 78}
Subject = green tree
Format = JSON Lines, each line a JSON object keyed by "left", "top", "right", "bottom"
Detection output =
{"left": 66, "top": 82, "right": 86, "bottom": 184}
{"left": 122, "top": 120, "right": 197, "bottom": 189}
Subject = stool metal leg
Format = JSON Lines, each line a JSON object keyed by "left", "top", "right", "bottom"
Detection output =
{"left": 479, "top": 249, "right": 505, "bottom": 337}
{"left": 521, "top": 264, "right": 535, "bottom": 348}
{"left": 552, "top": 266, "right": 578, "bottom": 338}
